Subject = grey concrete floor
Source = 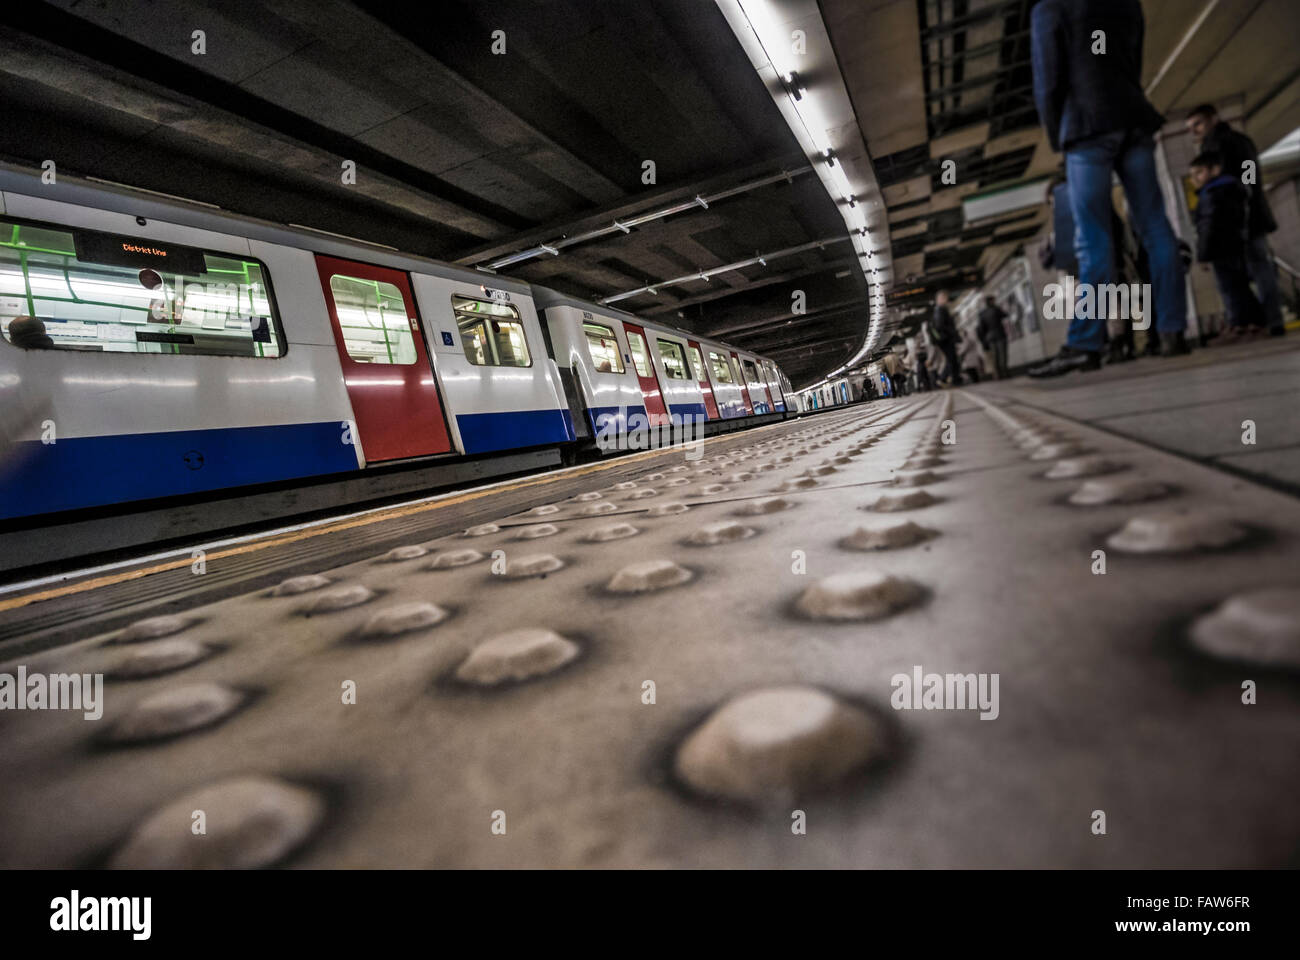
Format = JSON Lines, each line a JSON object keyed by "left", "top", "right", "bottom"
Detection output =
{"left": 991, "top": 335, "right": 1300, "bottom": 492}
{"left": 1, "top": 374, "right": 1297, "bottom": 869}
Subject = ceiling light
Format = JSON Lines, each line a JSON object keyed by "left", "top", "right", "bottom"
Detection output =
{"left": 781, "top": 70, "right": 804, "bottom": 101}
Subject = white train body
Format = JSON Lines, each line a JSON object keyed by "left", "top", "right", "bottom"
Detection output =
{"left": 0, "top": 166, "right": 793, "bottom": 521}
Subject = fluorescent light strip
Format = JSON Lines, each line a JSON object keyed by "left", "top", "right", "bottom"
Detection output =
{"left": 729, "top": 0, "right": 891, "bottom": 381}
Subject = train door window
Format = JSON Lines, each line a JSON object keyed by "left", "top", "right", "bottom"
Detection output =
{"left": 0, "top": 218, "right": 282, "bottom": 356}
{"left": 452, "top": 295, "right": 531, "bottom": 367}
{"left": 741, "top": 358, "right": 762, "bottom": 389}
{"left": 688, "top": 344, "right": 707, "bottom": 380}
{"left": 656, "top": 338, "right": 690, "bottom": 379}
{"left": 329, "top": 274, "right": 416, "bottom": 364}
{"left": 626, "top": 330, "right": 652, "bottom": 377}
{"left": 707, "top": 350, "right": 734, "bottom": 383}
{"left": 583, "top": 321, "right": 624, "bottom": 374}
{"left": 730, "top": 355, "right": 745, "bottom": 386}
{"left": 762, "top": 360, "right": 779, "bottom": 388}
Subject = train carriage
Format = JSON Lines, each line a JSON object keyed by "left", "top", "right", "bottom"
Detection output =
{"left": 532, "top": 290, "right": 647, "bottom": 444}
{"left": 0, "top": 163, "right": 795, "bottom": 523}
{"left": 694, "top": 336, "right": 748, "bottom": 419}
{"left": 639, "top": 321, "right": 708, "bottom": 425}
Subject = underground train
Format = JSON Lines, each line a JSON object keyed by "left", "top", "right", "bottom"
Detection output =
{"left": 791, "top": 377, "right": 851, "bottom": 412}
{"left": 0, "top": 164, "right": 794, "bottom": 522}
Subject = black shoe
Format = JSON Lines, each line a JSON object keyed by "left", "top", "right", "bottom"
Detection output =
{"left": 1106, "top": 341, "right": 1134, "bottom": 364}
{"left": 1269, "top": 326, "right": 1286, "bottom": 337}
{"left": 1161, "top": 331, "right": 1190, "bottom": 357}
{"left": 1027, "top": 347, "right": 1102, "bottom": 378}
{"left": 1142, "top": 336, "right": 1162, "bottom": 357}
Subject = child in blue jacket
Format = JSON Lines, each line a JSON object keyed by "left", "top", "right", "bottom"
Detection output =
{"left": 1190, "top": 151, "right": 1264, "bottom": 339}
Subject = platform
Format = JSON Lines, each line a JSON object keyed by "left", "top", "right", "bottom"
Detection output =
{"left": 2, "top": 346, "right": 1298, "bottom": 869}
{"left": 995, "top": 336, "right": 1300, "bottom": 494}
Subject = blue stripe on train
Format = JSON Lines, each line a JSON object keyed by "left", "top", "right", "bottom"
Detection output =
{"left": 586, "top": 405, "right": 648, "bottom": 436}
{"left": 455, "top": 407, "right": 574, "bottom": 455}
{"left": 668, "top": 402, "right": 708, "bottom": 420}
{"left": 0, "top": 421, "right": 358, "bottom": 520}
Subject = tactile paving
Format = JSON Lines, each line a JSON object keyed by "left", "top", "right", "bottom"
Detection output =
{"left": 1, "top": 391, "right": 1298, "bottom": 869}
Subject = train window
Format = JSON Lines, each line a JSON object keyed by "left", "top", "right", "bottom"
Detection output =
{"left": 655, "top": 339, "right": 690, "bottom": 380}
{"left": 452, "top": 295, "right": 531, "bottom": 367}
{"left": 687, "top": 345, "right": 707, "bottom": 382}
{"left": 706, "top": 350, "right": 733, "bottom": 383}
{"left": 0, "top": 219, "right": 282, "bottom": 357}
{"left": 730, "top": 356, "right": 745, "bottom": 389}
{"left": 741, "top": 358, "right": 763, "bottom": 389}
{"left": 626, "top": 330, "right": 652, "bottom": 377}
{"left": 582, "top": 321, "right": 624, "bottom": 374}
{"left": 330, "top": 274, "right": 417, "bottom": 364}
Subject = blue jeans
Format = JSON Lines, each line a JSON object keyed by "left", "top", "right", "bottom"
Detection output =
{"left": 1064, "top": 130, "right": 1187, "bottom": 352}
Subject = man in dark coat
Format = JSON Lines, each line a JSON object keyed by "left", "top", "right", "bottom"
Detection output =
{"left": 976, "top": 296, "right": 1011, "bottom": 379}
{"left": 929, "top": 291, "right": 962, "bottom": 386}
{"left": 1028, "top": 0, "right": 1189, "bottom": 378}
{"left": 1186, "top": 103, "right": 1283, "bottom": 336}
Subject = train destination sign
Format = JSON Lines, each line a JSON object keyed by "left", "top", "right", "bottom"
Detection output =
{"left": 73, "top": 229, "right": 208, "bottom": 275}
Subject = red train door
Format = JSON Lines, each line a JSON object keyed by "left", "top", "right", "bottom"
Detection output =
{"left": 729, "top": 351, "right": 754, "bottom": 415}
{"left": 315, "top": 255, "right": 452, "bottom": 462}
{"left": 687, "top": 339, "right": 720, "bottom": 420}
{"left": 624, "top": 322, "right": 670, "bottom": 426}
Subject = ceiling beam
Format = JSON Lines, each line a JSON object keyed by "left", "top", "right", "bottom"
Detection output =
{"left": 601, "top": 235, "right": 852, "bottom": 305}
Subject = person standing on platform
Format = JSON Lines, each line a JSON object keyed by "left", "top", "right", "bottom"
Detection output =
{"left": 1189, "top": 151, "right": 1264, "bottom": 339}
{"left": 1186, "top": 103, "right": 1284, "bottom": 337}
{"left": 909, "top": 334, "right": 932, "bottom": 393}
{"left": 977, "top": 296, "right": 1011, "bottom": 379}
{"left": 928, "top": 290, "right": 963, "bottom": 386}
{"left": 1027, "top": 0, "right": 1189, "bottom": 378}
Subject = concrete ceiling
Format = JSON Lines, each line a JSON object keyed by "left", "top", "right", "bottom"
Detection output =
{"left": 1142, "top": 0, "right": 1300, "bottom": 152}
{"left": 0, "top": 0, "right": 870, "bottom": 386}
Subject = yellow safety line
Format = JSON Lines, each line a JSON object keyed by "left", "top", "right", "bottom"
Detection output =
{"left": 0, "top": 419, "right": 810, "bottom": 614}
